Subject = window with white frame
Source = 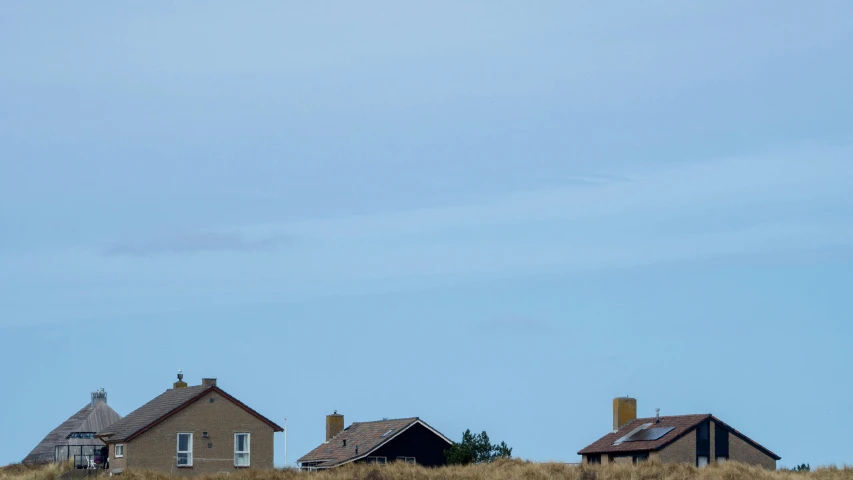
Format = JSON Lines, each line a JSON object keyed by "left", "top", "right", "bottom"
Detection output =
{"left": 366, "top": 457, "right": 387, "bottom": 465}
{"left": 396, "top": 457, "right": 416, "bottom": 464}
{"left": 115, "top": 445, "right": 124, "bottom": 458}
{"left": 177, "top": 433, "right": 193, "bottom": 467}
{"left": 235, "top": 433, "right": 250, "bottom": 467}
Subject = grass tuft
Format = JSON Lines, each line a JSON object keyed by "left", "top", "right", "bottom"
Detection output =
{"left": 1, "top": 461, "right": 851, "bottom": 480}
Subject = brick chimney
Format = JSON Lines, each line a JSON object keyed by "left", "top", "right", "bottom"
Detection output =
{"left": 173, "top": 370, "right": 188, "bottom": 389}
{"left": 613, "top": 397, "right": 637, "bottom": 431}
{"left": 326, "top": 411, "right": 344, "bottom": 442}
{"left": 202, "top": 378, "right": 217, "bottom": 387}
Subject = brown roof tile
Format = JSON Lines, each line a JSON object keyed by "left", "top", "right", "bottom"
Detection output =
{"left": 577, "top": 414, "right": 780, "bottom": 461}
{"left": 578, "top": 414, "right": 709, "bottom": 455}
{"left": 298, "top": 418, "right": 450, "bottom": 468}
{"left": 97, "top": 385, "right": 282, "bottom": 442}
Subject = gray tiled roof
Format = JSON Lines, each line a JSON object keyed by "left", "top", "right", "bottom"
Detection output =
{"left": 97, "top": 386, "right": 210, "bottom": 442}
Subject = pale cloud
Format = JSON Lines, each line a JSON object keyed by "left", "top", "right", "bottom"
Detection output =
{"left": 249, "top": 145, "right": 853, "bottom": 240}
{"left": 485, "top": 316, "right": 557, "bottom": 333}
{"left": 102, "top": 231, "right": 296, "bottom": 257}
{"left": 3, "top": 145, "right": 852, "bottom": 327}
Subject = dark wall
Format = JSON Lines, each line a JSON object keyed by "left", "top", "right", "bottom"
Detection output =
{"left": 715, "top": 423, "right": 729, "bottom": 457}
{"left": 696, "top": 420, "right": 711, "bottom": 459}
{"left": 361, "top": 423, "right": 451, "bottom": 467}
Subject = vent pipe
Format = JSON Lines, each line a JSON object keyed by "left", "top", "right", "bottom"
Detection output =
{"left": 174, "top": 369, "right": 188, "bottom": 389}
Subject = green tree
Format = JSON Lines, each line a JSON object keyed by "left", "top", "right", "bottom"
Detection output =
{"left": 445, "top": 429, "right": 513, "bottom": 465}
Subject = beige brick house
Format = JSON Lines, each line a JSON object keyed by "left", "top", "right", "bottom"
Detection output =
{"left": 97, "top": 374, "right": 282, "bottom": 476}
{"left": 578, "top": 398, "right": 780, "bottom": 469}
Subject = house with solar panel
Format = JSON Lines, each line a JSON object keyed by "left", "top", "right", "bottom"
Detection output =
{"left": 23, "top": 389, "right": 122, "bottom": 469}
{"left": 96, "top": 372, "right": 283, "bottom": 476}
{"left": 577, "top": 397, "right": 780, "bottom": 469}
{"left": 298, "top": 412, "right": 453, "bottom": 470}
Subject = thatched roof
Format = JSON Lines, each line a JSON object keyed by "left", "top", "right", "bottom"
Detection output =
{"left": 23, "top": 400, "right": 122, "bottom": 464}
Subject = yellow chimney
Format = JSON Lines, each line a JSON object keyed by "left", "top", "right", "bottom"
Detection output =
{"left": 173, "top": 370, "right": 188, "bottom": 389}
{"left": 613, "top": 397, "right": 637, "bottom": 431}
{"left": 326, "top": 411, "right": 344, "bottom": 442}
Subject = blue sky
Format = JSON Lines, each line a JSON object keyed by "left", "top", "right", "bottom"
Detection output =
{"left": 1, "top": 0, "right": 852, "bottom": 468}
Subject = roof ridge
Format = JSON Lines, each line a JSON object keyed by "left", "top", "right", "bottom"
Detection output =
{"left": 351, "top": 416, "right": 418, "bottom": 425}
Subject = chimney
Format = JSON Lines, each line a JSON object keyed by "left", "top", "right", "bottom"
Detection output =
{"left": 326, "top": 411, "right": 344, "bottom": 442}
{"left": 655, "top": 408, "right": 661, "bottom": 423}
{"left": 202, "top": 378, "right": 217, "bottom": 387}
{"left": 91, "top": 388, "right": 107, "bottom": 406}
{"left": 174, "top": 370, "right": 188, "bottom": 389}
{"left": 613, "top": 397, "right": 637, "bottom": 431}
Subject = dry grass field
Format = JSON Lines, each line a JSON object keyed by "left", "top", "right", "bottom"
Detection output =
{"left": 2, "top": 460, "right": 851, "bottom": 480}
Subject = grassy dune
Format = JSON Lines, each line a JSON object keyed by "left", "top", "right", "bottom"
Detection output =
{"left": 2, "top": 461, "right": 851, "bottom": 480}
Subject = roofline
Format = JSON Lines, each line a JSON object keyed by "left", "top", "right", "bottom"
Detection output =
{"left": 577, "top": 414, "right": 780, "bottom": 461}
{"left": 710, "top": 415, "right": 781, "bottom": 461}
{"left": 99, "top": 386, "right": 283, "bottom": 443}
{"left": 298, "top": 418, "right": 453, "bottom": 467}
{"left": 577, "top": 415, "right": 711, "bottom": 456}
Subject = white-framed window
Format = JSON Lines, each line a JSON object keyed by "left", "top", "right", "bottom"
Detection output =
{"left": 366, "top": 456, "right": 387, "bottom": 465}
{"left": 177, "top": 433, "right": 193, "bottom": 467}
{"left": 234, "top": 433, "right": 250, "bottom": 467}
{"left": 396, "top": 457, "right": 416, "bottom": 464}
{"left": 697, "top": 456, "right": 709, "bottom": 468}
{"left": 115, "top": 445, "right": 124, "bottom": 458}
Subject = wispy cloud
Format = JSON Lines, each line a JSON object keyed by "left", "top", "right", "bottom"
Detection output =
{"left": 103, "top": 231, "right": 296, "bottom": 256}
{"left": 4, "top": 145, "right": 853, "bottom": 327}
{"left": 485, "top": 315, "right": 557, "bottom": 333}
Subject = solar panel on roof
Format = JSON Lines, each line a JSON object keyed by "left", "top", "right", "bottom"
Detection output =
{"left": 612, "top": 423, "right": 652, "bottom": 445}
{"left": 624, "top": 427, "right": 674, "bottom": 442}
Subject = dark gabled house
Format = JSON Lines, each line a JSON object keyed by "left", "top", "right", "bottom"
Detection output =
{"left": 298, "top": 412, "right": 453, "bottom": 470}
{"left": 23, "top": 389, "right": 122, "bottom": 468}
{"left": 97, "top": 373, "right": 282, "bottom": 476}
{"left": 578, "top": 398, "right": 780, "bottom": 469}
